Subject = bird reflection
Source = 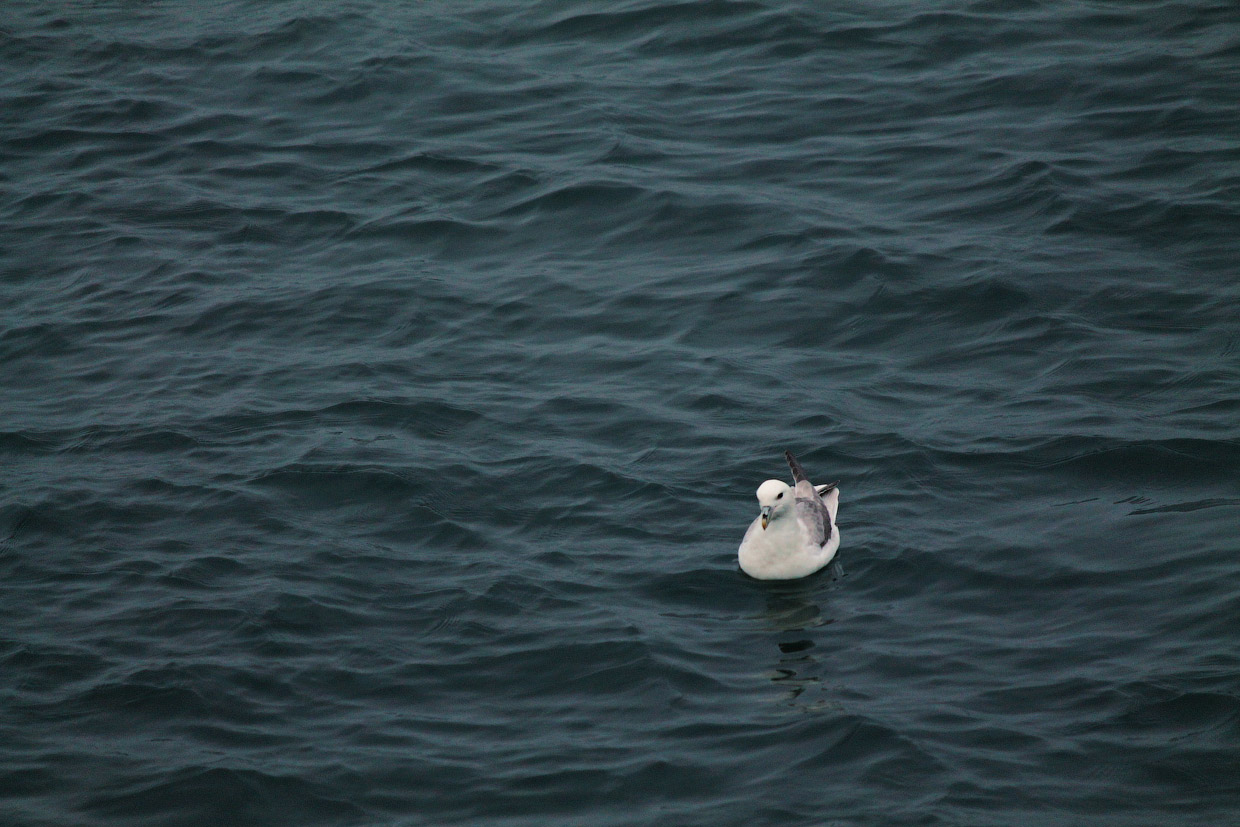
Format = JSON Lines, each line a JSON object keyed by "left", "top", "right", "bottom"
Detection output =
{"left": 757, "top": 559, "right": 843, "bottom": 708}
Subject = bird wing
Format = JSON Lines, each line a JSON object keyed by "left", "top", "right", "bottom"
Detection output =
{"left": 794, "top": 496, "right": 826, "bottom": 546}
{"left": 786, "top": 452, "right": 835, "bottom": 547}
{"left": 793, "top": 480, "right": 834, "bottom": 547}
{"left": 785, "top": 450, "right": 810, "bottom": 483}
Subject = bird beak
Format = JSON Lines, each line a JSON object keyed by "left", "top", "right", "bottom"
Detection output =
{"left": 760, "top": 505, "right": 772, "bottom": 529}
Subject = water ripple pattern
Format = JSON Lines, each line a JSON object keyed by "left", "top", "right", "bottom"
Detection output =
{"left": 2, "top": 2, "right": 1238, "bottom": 825}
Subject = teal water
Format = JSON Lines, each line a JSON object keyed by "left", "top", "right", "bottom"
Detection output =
{"left": 2, "top": 2, "right": 1239, "bottom": 825}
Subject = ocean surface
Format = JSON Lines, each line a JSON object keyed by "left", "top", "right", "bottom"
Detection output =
{"left": 2, "top": 2, "right": 1238, "bottom": 825}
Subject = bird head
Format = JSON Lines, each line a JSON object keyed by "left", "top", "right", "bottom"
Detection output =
{"left": 755, "top": 479, "right": 791, "bottom": 529}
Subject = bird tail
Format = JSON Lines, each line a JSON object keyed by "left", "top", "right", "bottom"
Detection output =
{"left": 784, "top": 450, "right": 809, "bottom": 483}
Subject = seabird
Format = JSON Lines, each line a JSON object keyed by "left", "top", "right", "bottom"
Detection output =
{"left": 738, "top": 451, "right": 840, "bottom": 580}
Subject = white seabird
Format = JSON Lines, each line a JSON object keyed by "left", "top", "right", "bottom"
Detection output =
{"left": 738, "top": 451, "right": 840, "bottom": 580}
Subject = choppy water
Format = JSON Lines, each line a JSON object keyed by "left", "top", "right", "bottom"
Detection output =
{"left": 3, "top": 2, "right": 1239, "bottom": 825}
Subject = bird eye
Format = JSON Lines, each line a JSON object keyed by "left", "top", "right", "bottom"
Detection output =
{"left": 776, "top": 492, "right": 783, "bottom": 499}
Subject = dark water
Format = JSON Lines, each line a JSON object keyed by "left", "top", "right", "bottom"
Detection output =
{"left": 3, "top": 2, "right": 1239, "bottom": 824}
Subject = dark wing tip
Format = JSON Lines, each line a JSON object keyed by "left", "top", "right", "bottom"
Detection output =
{"left": 784, "top": 450, "right": 809, "bottom": 483}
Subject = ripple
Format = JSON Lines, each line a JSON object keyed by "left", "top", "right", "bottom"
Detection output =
{"left": 3, "top": 2, "right": 1239, "bottom": 825}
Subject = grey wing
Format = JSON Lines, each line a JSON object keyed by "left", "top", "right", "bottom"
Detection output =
{"left": 785, "top": 450, "right": 810, "bottom": 483}
{"left": 793, "top": 479, "right": 834, "bottom": 547}
{"left": 794, "top": 496, "right": 833, "bottom": 547}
